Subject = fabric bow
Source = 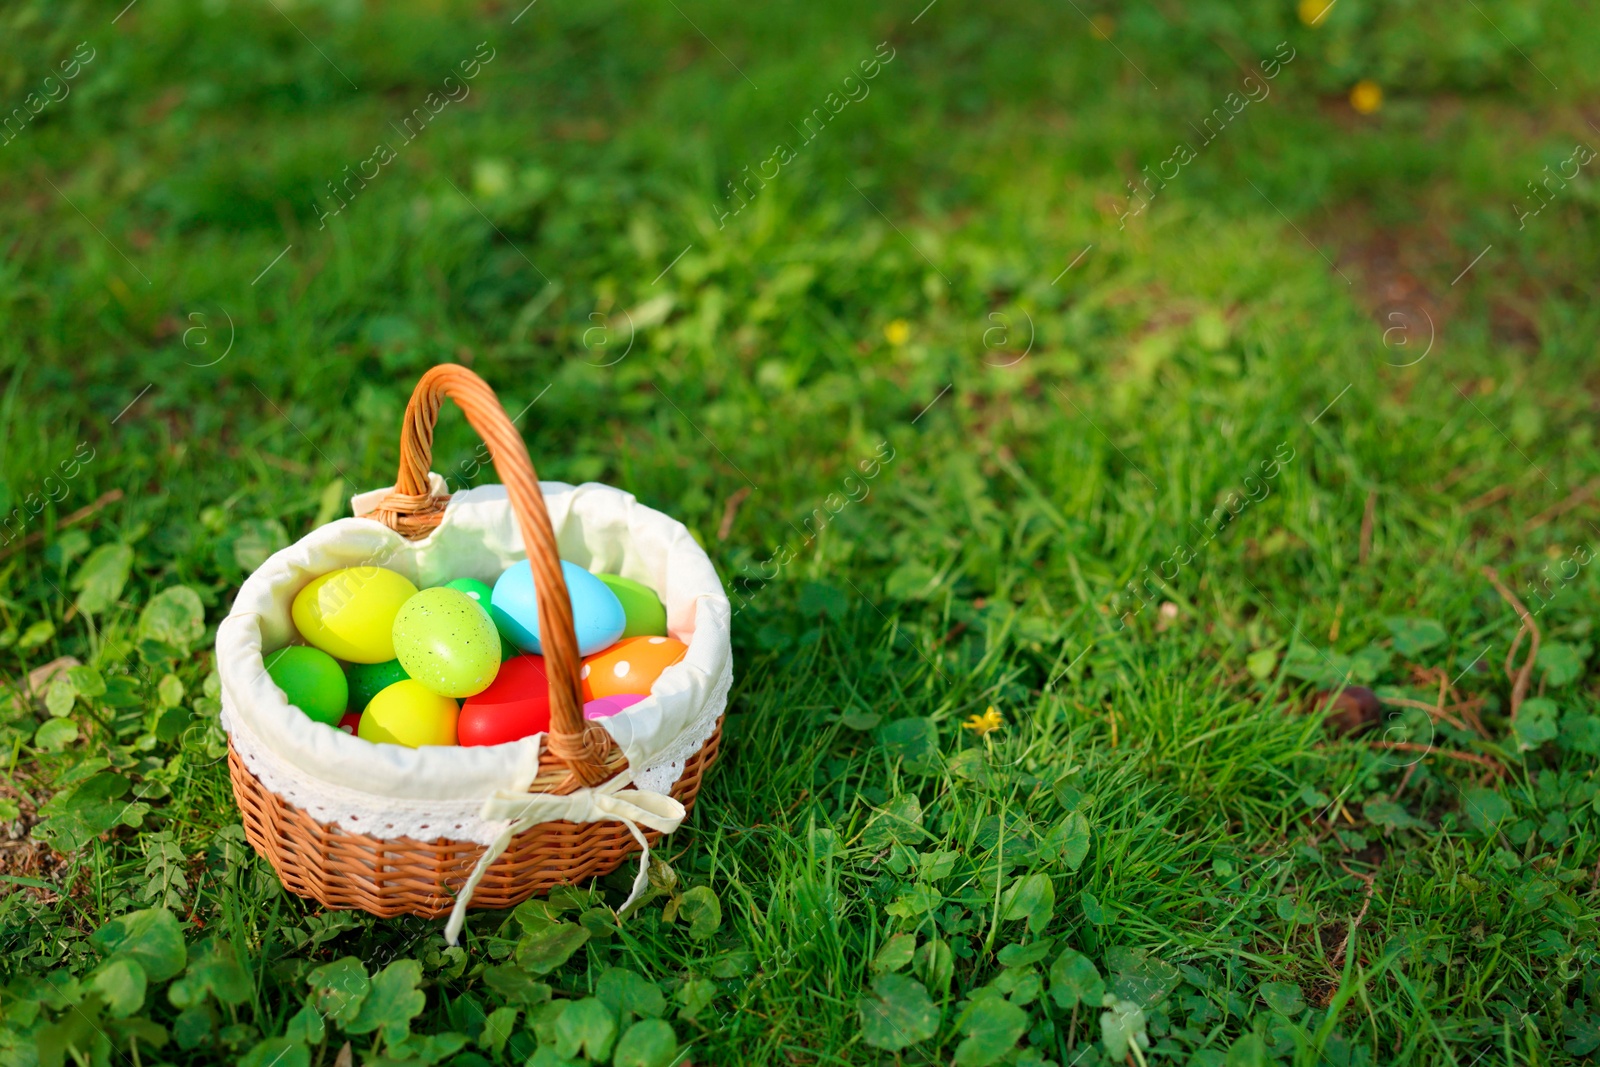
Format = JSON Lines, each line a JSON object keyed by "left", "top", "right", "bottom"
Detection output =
{"left": 444, "top": 773, "right": 686, "bottom": 945}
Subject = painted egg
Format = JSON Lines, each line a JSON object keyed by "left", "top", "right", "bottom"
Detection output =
{"left": 445, "top": 577, "right": 494, "bottom": 603}
{"left": 338, "top": 712, "right": 361, "bottom": 735}
{"left": 459, "top": 655, "right": 552, "bottom": 746}
{"left": 264, "top": 645, "right": 348, "bottom": 726}
{"left": 292, "top": 567, "right": 418, "bottom": 663}
{"left": 492, "top": 560, "right": 626, "bottom": 656}
{"left": 583, "top": 693, "right": 647, "bottom": 721}
{"left": 392, "top": 587, "right": 502, "bottom": 697}
{"left": 580, "top": 636, "right": 688, "bottom": 701}
{"left": 358, "top": 680, "right": 458, "bottom": 747}
{"left": 446, "top": 577, "right": 523, "bottom": 661}
{"left": 346, "top": 659, "right": 409, "bottom": 712}
{"left": 596, "top": 573, "right": 668, "bottom": 639}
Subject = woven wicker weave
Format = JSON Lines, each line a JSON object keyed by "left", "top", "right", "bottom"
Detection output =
{"left": 228, "top": 364, "right": 723, "bottom": 918}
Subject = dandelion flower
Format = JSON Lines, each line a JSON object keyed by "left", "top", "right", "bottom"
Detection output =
{"left": 963, "top": 706, "right": 1004, "bottom": 737}
{"left": 884, "top": 319, "right": 911, "bottom": 346}
{"left": 1297, "top": 0, "right": 1333, "bottom": 27}
{"left": 1349, "top": 80, "right": 1382, "bottom": 115}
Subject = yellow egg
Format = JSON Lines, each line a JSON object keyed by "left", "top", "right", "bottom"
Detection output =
{"left": 292, "top": 567, "right": 418, "bottom": 664}
{"left": 358, "top": 680, "right": 459, "bottom": 748}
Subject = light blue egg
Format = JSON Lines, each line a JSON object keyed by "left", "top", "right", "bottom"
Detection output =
{"left": 491, "top": 559, "right": 626, "bottom": 656}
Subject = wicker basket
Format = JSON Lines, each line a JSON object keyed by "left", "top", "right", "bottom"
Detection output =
{"left": 226, "top": 364, "right": 724, "bottom": 920}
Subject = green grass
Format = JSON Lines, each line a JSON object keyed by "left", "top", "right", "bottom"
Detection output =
{"left": 3, "top": 0, "right": 1600, "bottom": 1063}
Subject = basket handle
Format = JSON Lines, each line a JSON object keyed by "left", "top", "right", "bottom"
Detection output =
{"left": 367, "top": 364, "right": 614, "bottom": 786}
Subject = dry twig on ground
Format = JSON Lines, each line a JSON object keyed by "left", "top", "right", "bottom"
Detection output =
{"left": 1332, "top": 862, "right": 1377, "bottom": 970}
{"left": 1481, "top": 565, "right": 1538, "bottom": 721}
{"left": 1367, "top": 740, "right": 1505, "bottom": 778}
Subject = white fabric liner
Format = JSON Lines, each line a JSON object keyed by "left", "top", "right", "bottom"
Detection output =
{"left": 217, "top": 479, "right": 732, "bottom": 852}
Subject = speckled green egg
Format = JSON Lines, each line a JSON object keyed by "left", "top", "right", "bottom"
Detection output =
{"left": 444, "top": 577, "right": 519, "bottom": 661}
{"left": 392, "top": 587, "right": 502, "bottom": 698}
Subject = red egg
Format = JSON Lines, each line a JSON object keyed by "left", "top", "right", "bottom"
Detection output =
{"left": 338, "top": 712, "right": 361, "bottom": 735}
{"left": 458, "top": 654, "right": 553, "bottom": 747}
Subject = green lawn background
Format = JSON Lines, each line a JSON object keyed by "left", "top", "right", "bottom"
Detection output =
{"left": 2, "top": 0, "right": 1600, "bottom": 1064}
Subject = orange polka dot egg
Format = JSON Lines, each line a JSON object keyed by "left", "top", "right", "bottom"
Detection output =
{"left": 581, "top": 635, "right": 688, "bottom": 701}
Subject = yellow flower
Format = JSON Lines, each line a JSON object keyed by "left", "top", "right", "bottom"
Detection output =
{"left": 1089, "top": 14, "right": 1115, "bottom": 40}
{"left": 1297, "top": 0, "right": 1333, "bottom": 27}
{"left": 963, "top": 706, "right": 1005, "bottom": 737}
{"left": 884, "top": 319, "right": 911, "bottom": 346}
{"left": 1349, "top": 80, "right": 1382, "bottom": 115}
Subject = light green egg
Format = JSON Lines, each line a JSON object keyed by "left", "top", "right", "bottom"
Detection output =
{"left": 444, "top": 577, "right": 519, "bottom": 660}
{"left": 597, "top": 573, "right": 668, "bottom": 639}
{"left": 392, "top": 587, "right": 502, "bottom": 698}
